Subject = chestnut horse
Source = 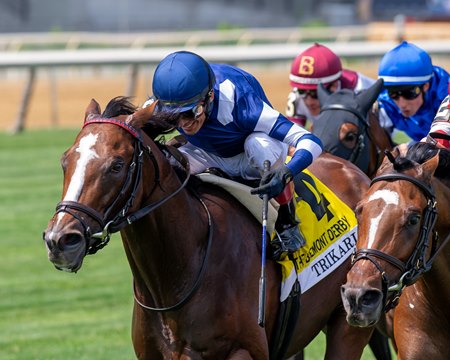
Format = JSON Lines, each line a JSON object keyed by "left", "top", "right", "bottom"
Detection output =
{"left": 312, "top": 79, "right": 393, "bottom": 178}
{"left": 44, "top": 97, "right": 383, "bottom": 359}
{"left": 341, "top": 143, "right": 450, "bottom": 359}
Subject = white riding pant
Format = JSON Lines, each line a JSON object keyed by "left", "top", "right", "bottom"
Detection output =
{"left": 177, "top": 132, "right": 289, "bottom": 179}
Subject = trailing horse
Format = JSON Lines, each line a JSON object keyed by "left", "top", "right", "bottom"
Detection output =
{"left": 312, "top": 79, "right": 393, "bottom": 178}
{"left": 44, "top": 96, "right": 387, "bottom": 359}
{"left": 341, "top": 143, "right": 450, "bottom": 359}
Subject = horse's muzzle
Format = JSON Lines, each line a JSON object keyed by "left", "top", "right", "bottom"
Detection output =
{"left": 340, "top": 285, "right": 383, "bottom": 327}
{"left": 43, "top": 229, "right": 86, "bottom": 272}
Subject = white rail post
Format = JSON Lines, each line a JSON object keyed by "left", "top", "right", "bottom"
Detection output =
{"left": 11, "top": 66, "right": 36, "bottom": 134}
{"left": 126, "top": 64, "right": 139, "bottom": 98}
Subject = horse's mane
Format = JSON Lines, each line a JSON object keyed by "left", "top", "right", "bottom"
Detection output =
{"left": 102, "top": 96, "right": 137, "bottom": 118}
{"left": 142, "top": 110, "right": 178, "bottom": 141}
{"left": 390, "top": 142, "right": 450, "bottom": 180}
{"left": 100, "top": 96, "right": 177, "bottom": 141}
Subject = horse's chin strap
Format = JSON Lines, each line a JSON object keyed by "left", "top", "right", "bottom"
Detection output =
{"left": 352, "top": 172, "right": 440, "bottom": 311}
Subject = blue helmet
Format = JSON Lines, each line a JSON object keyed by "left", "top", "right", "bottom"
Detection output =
{"left": 152, "top": 51, "right": 215, "bottom": 113}
{"left": 378, "top": 41, "right": 433, "bottom": 86}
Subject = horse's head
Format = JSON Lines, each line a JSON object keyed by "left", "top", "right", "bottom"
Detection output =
{"left": 43, "top": 97, "right": 158, "bottom": 272}
{"left": 312, "top": 79, "right": 384, "bottom": 174}
{"left": 341, "top": 143, "right": 441, "bottom": 327}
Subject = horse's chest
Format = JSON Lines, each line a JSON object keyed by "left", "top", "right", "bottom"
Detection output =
{"left": 157, "top": 323, "right": 218, "bottom": 360}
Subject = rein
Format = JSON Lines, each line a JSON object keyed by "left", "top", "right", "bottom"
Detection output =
{"left": 133, "top": 194, "right": 214, "bottom": 312}
{"left": 351, "top": 172, "right": 441, "bottom": 311}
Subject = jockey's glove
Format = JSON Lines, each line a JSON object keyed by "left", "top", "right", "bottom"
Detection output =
{"left": 251, "top": 165, "right": 293, "bottom": 199}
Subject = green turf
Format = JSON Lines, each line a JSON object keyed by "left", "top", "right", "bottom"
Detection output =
{"left": 0, "top": 129, "right": 387, "bottom": 359}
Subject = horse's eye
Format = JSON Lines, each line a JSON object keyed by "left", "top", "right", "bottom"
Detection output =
{"left": 344, "top": 133, "right": 357, "bottom": 142}
{"left": 110, "top": 160, "right": 124, "bottom": 173}
{"left": 407, "top": 214, "right": 421, "bottom": 226}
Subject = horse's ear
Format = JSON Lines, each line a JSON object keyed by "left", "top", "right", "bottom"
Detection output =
{"left": 377, "top": 147, "right": 400, "bottom": 175}
{"left": 356, "top": 78, "right": 384, "bottom": 114}
{"left": 317, "top": 83, "right": 331, "bottom": 103}
{"left": 419, "top": 152, "right": 440, "bottom": 182}
{"left": 128, "top": 100, "right": 158, "bottom": 128}
{"left": 85, "top": 99, "right": 101, "bottom": 123}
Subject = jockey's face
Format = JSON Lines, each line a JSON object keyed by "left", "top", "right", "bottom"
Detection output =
{"left": 390, "top": 83, "right": 429, "bottom": 118}
{"left": 178, "top": 103, "right": 207, "bottom": 135}
{"left": 178, "top": 91, "right": 214, "bottom": 135}
{"left": 301, "top": 81, "right": 339, "bottom": 116}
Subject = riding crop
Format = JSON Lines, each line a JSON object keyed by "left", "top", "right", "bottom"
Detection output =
{"left": 258, "top": 160, "right": 271, "bottom": 327}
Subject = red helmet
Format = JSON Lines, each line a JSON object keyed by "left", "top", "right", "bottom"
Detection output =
{"left": 289, "top": 43, "right": 342, "bottom": 90}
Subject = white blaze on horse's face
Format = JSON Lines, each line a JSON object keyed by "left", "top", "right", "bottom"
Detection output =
{"left": 57, "top": 133, "right": 99, "bottom": 223}
{"left": 366, "top": 189, "right": 399, "bottom": 248}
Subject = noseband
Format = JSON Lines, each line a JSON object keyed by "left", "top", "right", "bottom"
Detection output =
{"left": 351, "top": 173, "right": 439, "bottom": 311}
{"left": 51, "top": 118, "right": 191, "bottom": 255}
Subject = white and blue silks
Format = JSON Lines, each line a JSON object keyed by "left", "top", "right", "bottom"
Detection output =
{"left": 178, "top": 63, "right": 323, "bottom": 178}
{"left": 378, "top": 66, "right": 450, "bottom": 141}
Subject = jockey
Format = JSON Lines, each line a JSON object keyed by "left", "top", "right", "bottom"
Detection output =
{"left": 286, "top": 43, "right": 375, "bottom": 128}
{"left": 148, "top": 50, "right": 323, "bottom": 258}
{"left": 423, "top": 95, "right": 450, "bottom": 148}
{"left": 377, "top": 41, "right": 450, "bottom": 142}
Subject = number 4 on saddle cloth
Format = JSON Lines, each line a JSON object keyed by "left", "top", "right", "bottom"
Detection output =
{"left": 197, "top": 169, "right": 358, "bottom": 302}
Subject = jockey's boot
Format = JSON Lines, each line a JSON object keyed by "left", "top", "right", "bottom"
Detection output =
{"left": 271, "top": 183, "right": 306, "bottom": 260}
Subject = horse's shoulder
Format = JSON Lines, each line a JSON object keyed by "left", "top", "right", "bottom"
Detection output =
{"left": 312, "top": 153, "right": 370, "bottom": 184}
{"left": 309, "top": 153, "right": 370, "bottom": 208}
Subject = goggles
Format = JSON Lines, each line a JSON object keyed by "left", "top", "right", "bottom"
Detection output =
{"left": 297, "top": 89, "right": 319, "bottom": 99}
{"left": 297, "top": 83, "right": 334, "bottom": 99}
{"left": 180, "top": 103, "right": 205, "bottom": 120}
{"left": 388, "top": 86, "right": 422, "bottom": 101}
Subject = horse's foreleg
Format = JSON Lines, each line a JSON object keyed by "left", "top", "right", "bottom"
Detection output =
{"left": 323, "top": 310, "right": 373, "bottom": 360}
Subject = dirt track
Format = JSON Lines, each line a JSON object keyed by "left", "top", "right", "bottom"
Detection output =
{"left": 0, "top": 62, "right": 392, "bottom": 131}
{"left": 0, "top": 68, "right": 296, "bottom": 131}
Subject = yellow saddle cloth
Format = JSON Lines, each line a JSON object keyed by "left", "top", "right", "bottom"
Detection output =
{"left": 277, "top": 169, "right": 358, "bottom": 302}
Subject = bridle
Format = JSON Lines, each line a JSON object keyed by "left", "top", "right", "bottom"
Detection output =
{"left": 49, "top": 117, "right": 215, "bottom": 312}
{"left": 51, "top": 118, "right": 192, "bottom": 255}
{"left": 350, "top": 172, "right": 447, "bottom": 311}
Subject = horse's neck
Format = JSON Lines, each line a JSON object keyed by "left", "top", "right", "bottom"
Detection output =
{"left": 434, "top": 177, "right": 450, "bottom": 237}
{"left": 421, "top": 177, "right": 450, "bottom": 300}
{"left": 123, "top": 159, "right": 209, "bottom": 303}
{"left": 366, "top": 112, "right": 393, "bottom": 178}
{"left": 369, "top": 110, "right": 393, "bottom": 151}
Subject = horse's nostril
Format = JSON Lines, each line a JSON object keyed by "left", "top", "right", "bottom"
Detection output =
{"left": 59, "top": 233, "right": 83, "bottom": 250}
{"left": 361, "top": 290, "right": 382, "bottom": 307}
{"left": 45, "top": 238, "right": 56, "bottom": 251}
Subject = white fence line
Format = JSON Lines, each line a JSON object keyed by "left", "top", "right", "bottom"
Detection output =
{"left": 0, "top": 26, "right": 371, "bottom": 51}
{"left": 4, "top": 40, "right": 450, "bottom": 133}
{"left": 2, "top": 40, "right": 450, "bottom": 69}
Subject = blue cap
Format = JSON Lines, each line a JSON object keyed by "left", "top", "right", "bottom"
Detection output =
{"left": 378, "top": 41, "right": 433, "bottom": 86}
{"left": 152, "top": 51, "right": 214, "bottom": 113}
